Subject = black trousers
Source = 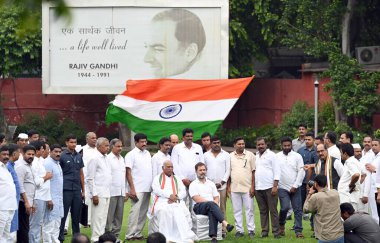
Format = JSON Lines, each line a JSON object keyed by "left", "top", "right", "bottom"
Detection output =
{"left": 17, "top": 201, "right": 29, "bottom": 243}
{"left": 193, "top": 201, "right": 224, "bottom": 237}
{"left": 59, "top": 190, "right": 82, "bottom": 241}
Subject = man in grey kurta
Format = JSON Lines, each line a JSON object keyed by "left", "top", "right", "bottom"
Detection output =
{"left": 340, "top": 202, "right": 380, "bottom": 243}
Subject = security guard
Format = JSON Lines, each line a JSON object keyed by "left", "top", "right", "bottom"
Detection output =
{"left": 58, "top": 134, "right": 85, "bottom": 242}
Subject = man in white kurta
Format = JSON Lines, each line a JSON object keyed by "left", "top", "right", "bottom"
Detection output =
{"left": 152, "top": 137, "right": 171, "bottom": 178}
{"left": 148, "top": 161, "right": 196, "bottom": 243}
{"left": 0, "top": 146, "right": 18, "bottom": 243}
{"left": 125, "top": 133, "right": 153, "bottom": 240}
{"left": 105, "top": 139, "right": 127, "bottom": 240}
{"left": 87, "top": 138, "right": 111, "bottom": 242}
{"left": 338, "top": 144, "right": 361, "bottom": 210}
{"left": 172, "top": 128, "right": 204, "bottom": 208}
{"left": 204, "top": 136, "right": 230, "bottom": 228}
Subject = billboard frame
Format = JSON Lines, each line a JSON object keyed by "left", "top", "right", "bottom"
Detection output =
{"left": 42, "top": 0, "right": 229, "bottom": 94}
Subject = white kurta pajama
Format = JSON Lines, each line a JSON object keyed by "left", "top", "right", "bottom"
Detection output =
{"left": 338, "top": 156, "right": 361, "bottom": 210}
{"left": 148, "top": 173, "right": 196, "bottom": 243}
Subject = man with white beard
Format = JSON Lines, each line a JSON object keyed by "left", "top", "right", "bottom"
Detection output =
{"left": 148, "top": 161, "right": 196, "bottom": 242}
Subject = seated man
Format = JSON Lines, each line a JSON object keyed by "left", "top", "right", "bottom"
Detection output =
{"left": 148, "top": 160, "right": 196, "bottom": 242}
{"left": 189, "top": 162, "right": 234, "bottom": 243}
{"left": 340, "top": 202, "right": 380, "bottom": 243}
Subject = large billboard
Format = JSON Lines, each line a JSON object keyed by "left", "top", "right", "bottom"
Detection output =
{"left": 42, "top": 0, "right": 229, "bottom": 94}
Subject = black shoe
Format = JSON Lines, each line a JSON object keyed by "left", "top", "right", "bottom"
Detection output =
{"left": 286, "top": 215, "right": 292, "bottom": 220}
{"left": 64, "top": 229, "right": 68, "bottom": 235}
{"left": 235, "top": 232, "right": 244, "bottom": 238}
{"left": 211, "top": 237, "right": 218, "bottom": 243}
{"left": 222, "top": 232, "right": 226, "bottom": 239}
{"left": 226, "top": 224, "right": 234, "bottom": 232}
{"left": 261, "top": 233, "right": 268, "bottom": 238}
{"left": 248, "top": 231, "right": 255, "bottom": 238}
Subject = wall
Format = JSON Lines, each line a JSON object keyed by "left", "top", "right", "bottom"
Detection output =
{"left": 0, "top": 78, "right": 117, "bottom": 136}
{"left": 224, "top": 74, "right": 332, "bottom": 128}
{"left": 1, "top": 76, "right": 379, "bottom": 135}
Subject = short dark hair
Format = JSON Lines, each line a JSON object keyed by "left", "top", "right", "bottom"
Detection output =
{"left": 152, "top": 9, "right": 206, "bottom": 55}
{"left": 134, "top": 133, "right": 147, "bottom": 142}
{"left": 147, "top": 232, "right": 166, "bottom": 243}
{"left": 182, "top": 128, "right": 194, "bottom": 137}
{"left": 0, "top": 145, "right": 8, "bottom": 153}
{"left": 27, "top": 129, "right": 39, "bottom": 137}
{"left": 314, "top": 174, "right": 327, "bottom": 188}
{"left": 342, "top": 131, "right": 354, "bottom": 143}
{"left": 22, "top": 144, "right": 36, "bottom": 154}
{"left": 305, "top": 132, "right": 314, "bottom": 138}
{"left": 0, "top": 134, "right": 5, "bottom": 143}
{"left": 315, "top": 135, "right": 324, "bottom": 141}
{"left": 211, "top": 135, "right": 220, "bottom": 142}
{"left": 256, "top": 137, "right": 266, "bottom": 143}
{"left": 280, "top": 136, "right": 292, "bottom": 144}
{"left": 65, "top": 134, "right": 77, "bottom": 142}
{"left": 98, "top": 232, "right": 117, "bottom": 243}
{"left": 7, "top": 143, "right": 19, "bottom": 155}
{"left": 201, "top": 132, "right": 211, "bottom": 139}
{"left": 340, "top": 143, "right": 354, "bottom": 157}
{"left": 340, "top": 203, "right": 355, "bottom": 215}
{"left": 325, "top": 131, "right": 337, "bottom": 144}
{"left": 71, "top": 233, "right": 90, "bottom": 243}
{"left": 158, "top": 137, "right": 170, "bottom": 145}
{"left": 373, "top": 138, "right": 380, "bottom": 144}
{"left": 30, "top": 141, "right": 45, "bottom": 151}
{"left": 298, "top": 123, "right": 307, "bottom": 129}
{"left": 50, "top": 144, "right": 62, "bottom": 151}
{"left": 233, "top": 136, "right": 244, "bottom": 144}
{"left": 195, "top": 162, "right": 207, "bottom": 171}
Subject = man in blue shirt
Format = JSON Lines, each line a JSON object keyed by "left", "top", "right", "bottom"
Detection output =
{"left": 44, "top": 144, "right": 64, "bottom": 242}
{"left": 297, "top": 132, "right": 319, "bottom": 225}
{"left": 6, "top": 143, "right": 21, "bottom": 240}
{"left": 58, "top": 134, "right": 85, "bottom": 242}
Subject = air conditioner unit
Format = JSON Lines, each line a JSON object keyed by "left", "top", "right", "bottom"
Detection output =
{"left": 356, "top": 46, "right": 380, "bottom": 65}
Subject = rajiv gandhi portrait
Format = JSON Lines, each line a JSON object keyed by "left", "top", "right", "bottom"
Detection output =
{"left": 144, "top": 9, "right": 206, "bottom": 78}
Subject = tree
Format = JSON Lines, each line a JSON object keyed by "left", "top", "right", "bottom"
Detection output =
{"left": 0, "top": 5, "right": 41, "bottom": 77}
{"left": 253, "top": 0, "right": 380, "bottom": 128}
{"left": 229, "top": 0, "right": 269, "bottom": 77}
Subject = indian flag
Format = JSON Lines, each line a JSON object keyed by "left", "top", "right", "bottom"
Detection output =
{"left": 106, "top": 77, "right": 253, "bottom": 143}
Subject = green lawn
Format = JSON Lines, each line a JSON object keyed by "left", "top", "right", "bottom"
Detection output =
{"left": 64, "top": 199, "right": 317, "bottom": 243}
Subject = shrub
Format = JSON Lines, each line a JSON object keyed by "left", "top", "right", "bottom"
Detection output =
{"left": 15, "top": 111, "right": 86, "bottom": 145}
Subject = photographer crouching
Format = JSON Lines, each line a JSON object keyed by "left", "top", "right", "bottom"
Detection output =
{"left": 304, "top": 175, "right": 344, "bottom": 243}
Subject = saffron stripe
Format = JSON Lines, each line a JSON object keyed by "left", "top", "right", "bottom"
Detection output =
{"left": 120, "top": 77, "right": 253, "bottom": 102}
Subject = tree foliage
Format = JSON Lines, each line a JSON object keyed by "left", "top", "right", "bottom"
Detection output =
{"left": 0, "top": 5, "right": 41, "bottom": 77}
{"left": 253, "top": 0, "right": 380, "bottom": 127}
{"left": 229, "top": 0, "right": 268, "bottom": 77}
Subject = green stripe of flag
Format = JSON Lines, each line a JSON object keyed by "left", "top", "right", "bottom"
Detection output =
{"left": 106, "top": 104, "right": 223, "bottom": 143}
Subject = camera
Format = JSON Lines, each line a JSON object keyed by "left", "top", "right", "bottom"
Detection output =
{"left": 308, "top": 180, "right": 314, "bottom": 188}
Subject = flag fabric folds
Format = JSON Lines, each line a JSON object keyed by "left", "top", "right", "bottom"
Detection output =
{"left": 106, "top": 77, "right": 253, "bottom": 143}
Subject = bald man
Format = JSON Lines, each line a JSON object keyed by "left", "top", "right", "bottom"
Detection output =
{"left": 168, "top": 134, "right": 179, "bottom": 156}
{"left": 148, "top": 161, "right": 195, "bottom": 242}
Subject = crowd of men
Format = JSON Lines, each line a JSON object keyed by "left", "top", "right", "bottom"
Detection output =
{"left": 1, "top": 125, "right": 380, "bottom": 243}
